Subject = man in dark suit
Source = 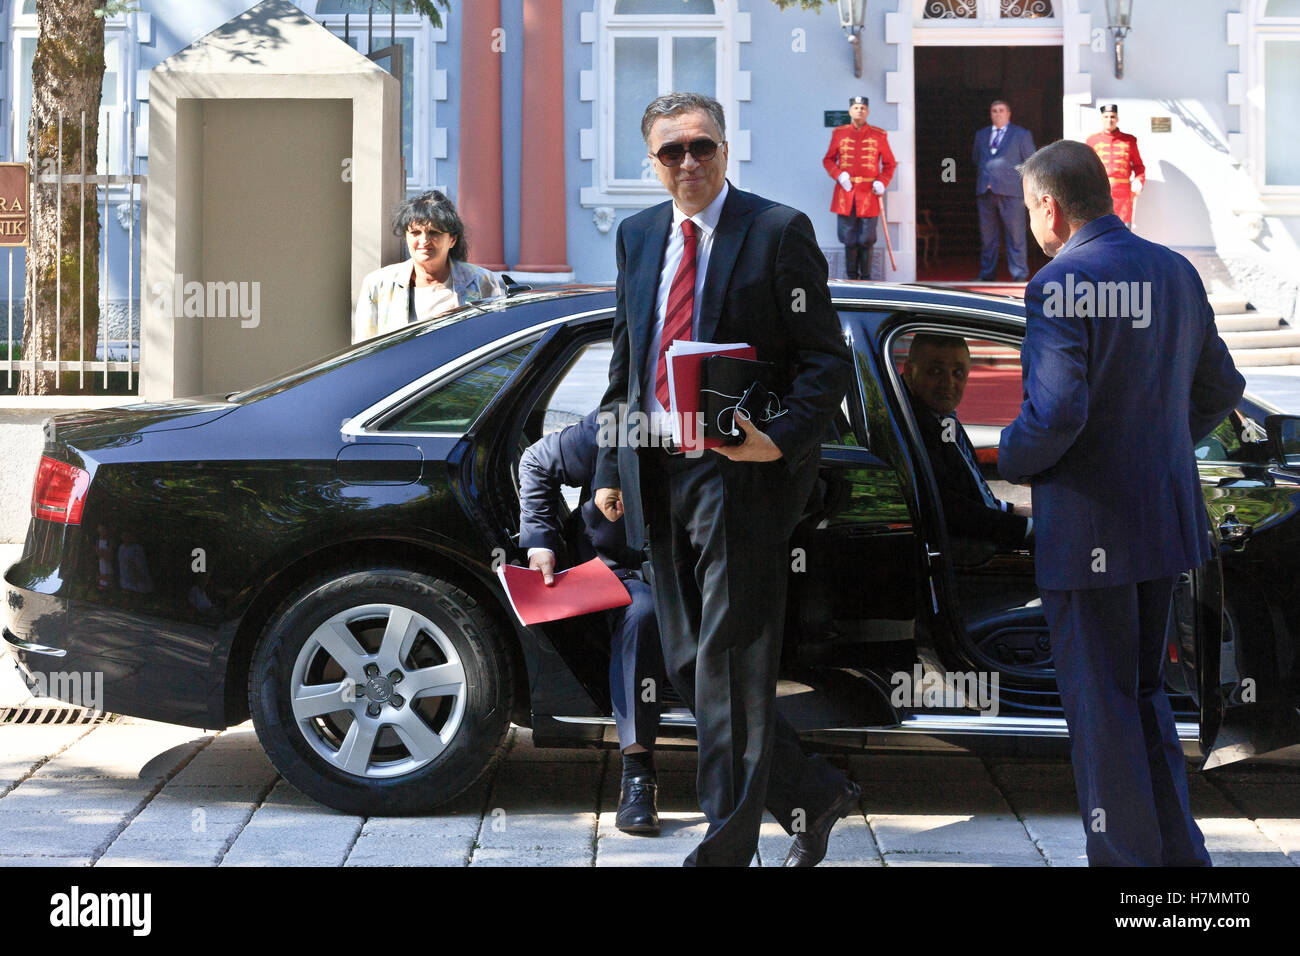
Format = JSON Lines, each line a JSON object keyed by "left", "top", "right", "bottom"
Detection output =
{"left": 973, "top": 100, "right": 1036, "bottom": 281}
{"left": 999, "top": 139, "right": 1245, "bottom": 865}
{"left": 518, "top": 410, "right": 663, "bottom": 835}
{"left": 903, "top": 332, "right": 1031, "bottom": 551}
{"left": 593, "top": 92, "right": 858, "bottom": 867}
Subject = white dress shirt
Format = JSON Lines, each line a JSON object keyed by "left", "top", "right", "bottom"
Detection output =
{"left": 641, "top": 180, "right": 730, "bottom": 439}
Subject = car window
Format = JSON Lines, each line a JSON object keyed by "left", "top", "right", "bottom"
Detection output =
{"left": 380, "top": 343, "right": 533, "bottom": 433}
{"left": 540, "top": 341, "right": 612, "bottom": 435}
{"left": 1195, "top": 411, "right": 1272, "bottom": 464}
{"left": 891, "top": 331, "right": 1023, "bottom": 452}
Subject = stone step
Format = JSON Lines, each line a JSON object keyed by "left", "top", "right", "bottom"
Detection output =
{"left": 1221, "top": 329, "right": 1300, "bottom": 349}
{"left": 1208, "top": 293, "right": 1250, "bottom": 315}
{"left": 1228, "top": 346, "right": 1300, "bottom": 367}
{"left": 1216, "top": 313, "right": 1284, "bottom": 333}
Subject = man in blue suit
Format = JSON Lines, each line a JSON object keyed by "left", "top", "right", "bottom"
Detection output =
{"left": 519, "top": 410, "right": 664, "bottom": 834}
{"left": 973, "top": 100, "right": 1036, "bottom": 281}
{"left": 999, "top": 140, "right": 1245, "bottom": 866}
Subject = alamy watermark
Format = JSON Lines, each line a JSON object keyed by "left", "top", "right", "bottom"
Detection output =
{"left": 26, "top": 670, "right": 104, "bottom": 714}
{"left": 889, "top": 665, "right": 1000, "bottom": 717}
{"left": 1042, "top": 274, "right": 1151, "bottom": 328}
{"left": 597, "top": 407, "right": 707, "bottom": 457}
{"left": 151, "top": 273, "right": 261, "bottom": 328}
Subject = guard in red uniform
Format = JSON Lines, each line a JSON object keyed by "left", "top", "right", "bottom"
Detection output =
{"left": 823, "top": 95, "right": 896, "bottom": 279}
{"left": 1086, "top": 103, "right": 1145, "bottom": 228}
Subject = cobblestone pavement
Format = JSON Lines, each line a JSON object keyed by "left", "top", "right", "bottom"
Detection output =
{"left": 1, "top": 718, "right": 1298, "bottom": 867}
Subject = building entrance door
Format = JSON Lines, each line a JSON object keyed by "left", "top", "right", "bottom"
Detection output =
{"left": 914, "top": 45, "right": 1062, "bottom": 283}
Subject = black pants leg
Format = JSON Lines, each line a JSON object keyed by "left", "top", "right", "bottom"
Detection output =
{"left": 642, "top": 452, "right": 844, "bottom": 866}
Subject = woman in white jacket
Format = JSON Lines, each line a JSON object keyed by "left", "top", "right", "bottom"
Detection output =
{"left": 353, "top": 190, "right": 506, "bottom": 342}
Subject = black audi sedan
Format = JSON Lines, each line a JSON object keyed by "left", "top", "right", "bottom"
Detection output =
{"left": 6, "top": 284, "right": 1300, "bottom": 815}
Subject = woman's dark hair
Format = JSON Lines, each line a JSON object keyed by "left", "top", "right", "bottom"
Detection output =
{"left": 392, "top": 190, "right": 469, "bottom": 262}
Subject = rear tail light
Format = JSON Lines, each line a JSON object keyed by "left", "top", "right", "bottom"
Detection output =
{"left": 31, "top": 456, "right": 91, "bottom": 525}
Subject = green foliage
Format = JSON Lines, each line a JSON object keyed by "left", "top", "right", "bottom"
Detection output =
{"left": 94, "top": 2, "right": 141, "bottom": 18}
{"left": 411, "top": 0, "right": 450, "bottom": 28}
{"left": 770, "top": 0, "right": 828, "bottom": 10}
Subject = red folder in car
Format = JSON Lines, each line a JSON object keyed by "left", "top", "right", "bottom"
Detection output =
{"left": 495, "top": 557, "right": 633, "bottom": 627}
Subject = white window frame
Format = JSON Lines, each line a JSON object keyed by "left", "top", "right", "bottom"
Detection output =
{"left": 913, "top": 0, "right": 1062, "bottom": 45}
{"left": 304, "top": 1, "right": 446, "bottom": 192}
{"left": 1242, "top": 1, "right": 1300, "bottom": 207}
{"left": 10, "top": 4, "right": 137, "bottom": 180}
{"left": 580, "top": 0, "right": 750, "bottom": 209}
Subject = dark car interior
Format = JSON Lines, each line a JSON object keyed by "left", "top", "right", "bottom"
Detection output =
{"left": 885, "top": 326, "right": 1052, "bottom": 679}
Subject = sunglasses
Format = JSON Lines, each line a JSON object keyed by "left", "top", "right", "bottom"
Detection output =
{"left": 652, "top": 137, "right": 722, "bottom": 167}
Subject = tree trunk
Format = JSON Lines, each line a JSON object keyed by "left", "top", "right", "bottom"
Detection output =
{"left": 20, "top": 0, "right": 104, "bottom": 396}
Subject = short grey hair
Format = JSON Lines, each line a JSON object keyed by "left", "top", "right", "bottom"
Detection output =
{"left": 640, "top": 92, "right": 727, "bottom": 145}
{"left": 1017, "top": 139, "right": 1113, "bottom": 226}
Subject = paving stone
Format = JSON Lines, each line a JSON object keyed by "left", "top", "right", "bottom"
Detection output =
{"left": 1199, "top": 818, "right": 1295, "bottom": 866}
{"left": 96, "top": 835, "right": 235, "bottom": 866}
{"left": 345, "top": 815, "right": 483, "bottom": 867}
{"left": 859, "top": 778, "right": 1010, "bottom": 815}
{"left": 471, "top": 845, "right": 596, "bottom": 866}
{"left": 595, "top": 812, "right": 710, "bottom": 866}
{"left": 221, "top": 783, "right": 364, "bottom": 868}
{"left": 847, "top": 754, "right": 993, "bottom": 784}
{"left": 30, "top": 723, "right": 213, "bottom": 781}
{"left": 1019, "top": 813, "right": 1089, "bottom": 867}
{"left": 0, "top": 777, "right": 158, "bottom": 815}
{"left": 1211, "top": 782, "right": 1300, "bottom": 818}
{"left": 0, "top": 855, "right": 92, "bottom": 867}
{"left": 0, "top": 810, "right": 127, "bottom": 858}
{"left": 1254, "top": 819, "right": 1300, "bottom": 865}
{"left": 869, "top": 812, "right": 1043, "bottom": 865}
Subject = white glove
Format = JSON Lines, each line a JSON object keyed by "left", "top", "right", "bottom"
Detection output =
{"left": 872, "top": 180, "right": 885, "bottom": 196}
{"left": 838, "top": 172, "right": 852, "bottom": 192}
{"left": 1132, "top": 180, "right": 1144, "bottom": 195}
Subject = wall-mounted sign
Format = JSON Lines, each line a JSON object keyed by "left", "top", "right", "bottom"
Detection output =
{"left": 0, "top": 163, "right": 29, "bottom": 246}
{"left": 1150, "top": 117, "right": 1172, "bottom": 133}
{"left": 825, "top": 110, "right": 851, "bottom": 128}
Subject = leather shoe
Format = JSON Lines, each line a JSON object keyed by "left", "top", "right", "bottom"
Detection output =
{"left": 615, "top": 775, "right": 659, "bottom": 835}
{"left": 783, "top": 780, "right": 861, "bottom": 867}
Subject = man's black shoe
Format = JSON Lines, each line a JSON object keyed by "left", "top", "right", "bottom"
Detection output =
{"left": 616, "top": 775, "right": 659, "bottom": 835}
{"left": 782, "top": 780, "right": 861, "bottom": 867}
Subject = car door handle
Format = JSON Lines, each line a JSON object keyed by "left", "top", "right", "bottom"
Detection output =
{"left": 1218, "top": 516, "right": 1253, "bottom": 549}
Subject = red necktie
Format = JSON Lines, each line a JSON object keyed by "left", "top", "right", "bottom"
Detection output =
{"left": 654, "top": 218, "right": 698, "bottom": 410}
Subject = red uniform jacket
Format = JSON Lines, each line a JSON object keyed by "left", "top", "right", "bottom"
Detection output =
{"left": 823, "top": 123, "right": 897, "bottom": 218}
{"left": 1086, "top": 129, "right": 1146, "bottom": 223}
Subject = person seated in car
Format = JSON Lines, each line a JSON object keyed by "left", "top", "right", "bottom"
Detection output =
{"left": 518, "top": 409, "right": 664, "bottom": 835}
{"left": 902, "top": 333, "right": 1032, "bottom": 551}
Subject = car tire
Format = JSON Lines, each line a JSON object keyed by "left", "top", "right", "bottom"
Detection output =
{"left": 248, "top": 568, "right": 513, "bottom": 815}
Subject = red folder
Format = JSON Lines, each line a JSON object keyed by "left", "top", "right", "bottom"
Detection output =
{"left": 495, "top": 557, "right": 633, "bottom": 627}
{"left": 665, "top": 342, "right": 756, "bottom": 451}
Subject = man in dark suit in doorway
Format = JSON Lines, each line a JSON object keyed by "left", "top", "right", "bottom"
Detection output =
{"left": 973, "top": 100, "right": 1036, "bottom": 281}
{"left": 593, "top": 92, "right": 858, "bottom": 867}
{"left": 999, "top": 139, "right": 1244, "bottom": 865}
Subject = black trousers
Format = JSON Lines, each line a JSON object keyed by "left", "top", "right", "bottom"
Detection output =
{"left": 1041, "top": 576, "right": 1211, "bottom": 866}
{"left": 640, "top": 449, "right": 845, "bottom": 866}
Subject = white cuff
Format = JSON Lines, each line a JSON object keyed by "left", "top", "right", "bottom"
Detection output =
{"left": 526, "top": 548, "right": 555, "bottom": 560}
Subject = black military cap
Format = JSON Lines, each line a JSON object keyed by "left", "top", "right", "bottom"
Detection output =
{"left": 849, "top": 96, "right": 869, "bottom": 107}
{"left": 1099, "top": 103, "right": 1119, "bottom": 113}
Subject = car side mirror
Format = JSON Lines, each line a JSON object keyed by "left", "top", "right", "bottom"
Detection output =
{"left": 1264, "top": 414, "right": 1300, "bottom": 467}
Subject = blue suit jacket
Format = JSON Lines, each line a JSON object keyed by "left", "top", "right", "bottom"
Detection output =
{"left": 518, "top": 410, "right": 642, "bottom": 573}
{"left": 997, "top": 215, "right": 1245, "bottom": 590}
{"left": 973, "top": 123, "right": 1035, "bottom": 196}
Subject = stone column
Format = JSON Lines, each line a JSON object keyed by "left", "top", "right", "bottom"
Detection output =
{"left": 515, "top": 0, "right": 570, "bottom": 273}
{"left": 456, "top": 0, "right": 507, "bottom": 270}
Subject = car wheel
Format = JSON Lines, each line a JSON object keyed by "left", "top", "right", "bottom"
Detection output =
{"left": 248, "top": 568, "right": 513, "bottom": 815}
